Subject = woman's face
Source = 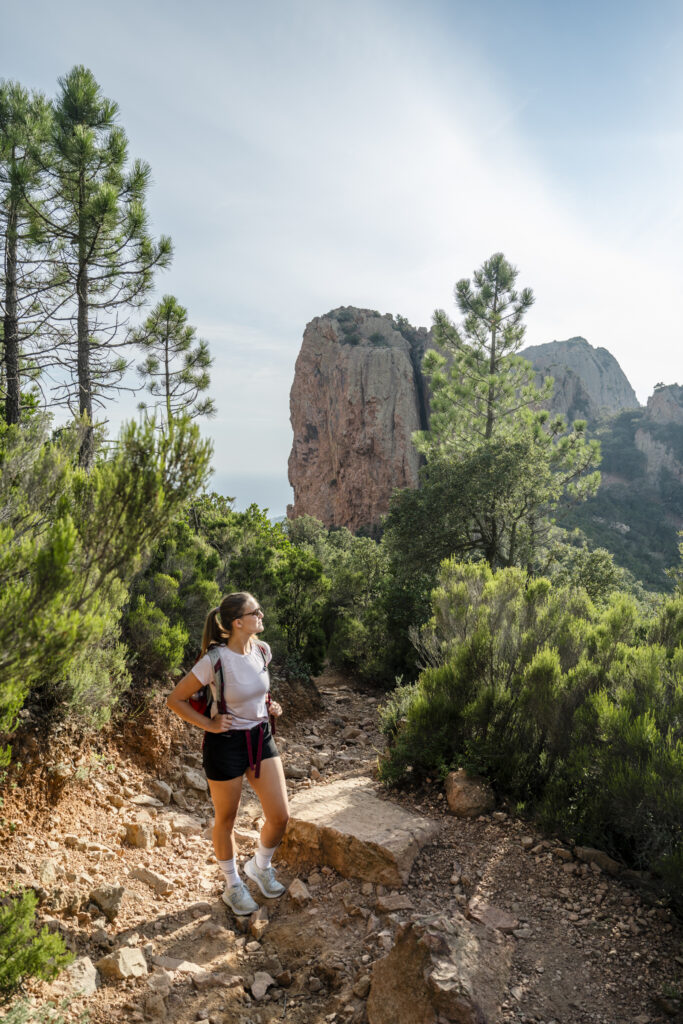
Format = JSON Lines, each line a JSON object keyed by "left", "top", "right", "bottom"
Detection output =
{"left": 235, "top": 597, "right": 264, "bottom": 635}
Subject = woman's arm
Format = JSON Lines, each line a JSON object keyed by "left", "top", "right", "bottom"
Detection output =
{"left": 167, "top": 670, "right": 231, "bottom": 733}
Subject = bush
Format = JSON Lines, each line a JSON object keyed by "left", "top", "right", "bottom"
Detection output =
{"left": 379, "top": 560, "right": 683, "bottom": 907}
{"left": 0, "top": 889, "right": 72, "bottom": 1000}
{"left": 125, "top": 595, "right": 188, "bottom": 677}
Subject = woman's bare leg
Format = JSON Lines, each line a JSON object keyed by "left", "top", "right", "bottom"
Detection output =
{"left": 246, "top": 757, "right": 290, "bottom": 849}
{"left": 208, "top": 776, "right": 245, "bottom": 861}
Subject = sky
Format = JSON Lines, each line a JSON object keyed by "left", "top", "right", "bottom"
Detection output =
{"left": 2, "top": 0, "right": 682, "bottom": 515}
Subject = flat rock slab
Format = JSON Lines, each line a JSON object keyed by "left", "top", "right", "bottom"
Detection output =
{"left": 279, "top": 776, "right": 440, "bottom": 886}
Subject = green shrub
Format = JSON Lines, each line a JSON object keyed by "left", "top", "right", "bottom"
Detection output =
{"left": 2, "top": 998, "right": 78, "bottom": 1024}
{"left": 0, "top": 889, "right": 72, "bottom": 999}
{"left": 125, "top": 595, "right": 188, "bottom": 677}
{"left": 379, "top": 559, "right": 683, "bottom": 907}
{"left": 57, "top": 625, "right": 131, "bottom": 727}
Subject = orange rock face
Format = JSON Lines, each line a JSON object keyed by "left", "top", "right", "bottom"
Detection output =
{"left": 287, "top": 308, "right": 431, "bottom": 532}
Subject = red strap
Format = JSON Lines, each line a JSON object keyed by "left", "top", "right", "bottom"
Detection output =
{"left": 245, "top": 724, "right": 265, "bottom": 778}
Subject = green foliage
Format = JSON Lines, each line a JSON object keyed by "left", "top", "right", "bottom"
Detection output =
{"left": 413, "top": 253, "right": 601, "bottom": 570}
{"left": 2, "top": 998, "right": 81, "bottom": 1024}
{"left": 133, "top": 295, "right": 215, "bottom": 430}
{"left": 379, "top": 560, "right": 683, "bottom": 906}
{"left": 0, "top": 412, "right": 211, "bottom": 758}
{"left": 0, "top": 888, "right": 72, "bottom": 999}
{"left": 549, "top": 542, "right": 635, "bottom": 605}
{"left": 286, "top": 515, "right": 392, "bottom": 682}
{"left": 52, "top": 582, "right": 131, "bottom": 726}
{"left": 125, "top": 595, "right": 189, "bottom": 678}
{"left": 0, "top": 81, "right": 57, "bottom": 425}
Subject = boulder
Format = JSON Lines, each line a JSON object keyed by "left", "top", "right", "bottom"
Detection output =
{"left": 444, "top": 770, "right": 495, "bottom": 817}
{"left": 192, "top": 971, "right": 243, "bottom": 990}
{"left": 467, "top": 897, "right": 518, "bottom": 934}
{"left": 96, "top": 946, "right": 148, "bottom": 980}
{"left": 146, "top": 968, "right": 173, "bottom": 996}
{"left": 279, "top": 776, "right": 439, "bottom": 886}
{"left": 89, "top": 883, "right": 125, "bottom": 922}
{"left": 149, "top": 780, "right": 172, "bottom": 804}
{"left": 152, "top": 956, "right": 203, "bottom": 974}
{"left": 130, "top": 794, "right": 163, "bottom": 808}
{"left": 367, "top": 913, "right": 512, "bottom": 1024}
{"left": 287, "top": 878, "right": 311, "bottom": 906}
{"left": 124, "top": 822, "right": 155, "bottom": 849}
{"left": 574, "top": 846, "right": 621, "bottom": 876}
{"left": 130, "top": 866, "right": 174, "bottom": 895}
{"left": 64, "top": 956, "right": 99, "bottom": 996}
{"left": 376, "top": 893, "right": 414, "bottom": 913}
{"left": 143, "top": 993, "right": 166, "bottom": 1020}
{"left": 181, "top": 767, "right": 207, "bottom": 792}
{"left": 251, "top": 971, "right": 276, "bottom": 1000}
{"left": 163, "top": 812, "right": 203, "bottom": 836}
{"left": 37, "top": 858, "right": 58, "bottom": 886}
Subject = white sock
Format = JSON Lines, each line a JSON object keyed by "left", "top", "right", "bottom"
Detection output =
{"left": 218, "top": 857, "right": 240, "bottom": 887}
{"left": 255, "top": 841, "right": 277, "bottom": 871}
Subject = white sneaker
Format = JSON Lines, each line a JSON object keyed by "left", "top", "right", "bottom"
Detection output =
{"left": 222, "top": 879, "right": 258, "bottom": 915}
{"left": 244, "top": 855, "right": 285, "bottom": 898}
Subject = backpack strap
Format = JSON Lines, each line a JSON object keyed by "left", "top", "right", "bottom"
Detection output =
{"left": 254, "top": 641, "right": 269, "bottom": 671}
{"left": 207, "top": 645, "right": 227, "bottom": 716}
{"left": 254, "top": 642, "right": 276, "bottom": 736}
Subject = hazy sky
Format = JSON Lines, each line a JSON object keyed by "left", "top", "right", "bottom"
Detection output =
{"left": 2, "top": 0, "right": 682, "bottom": 514}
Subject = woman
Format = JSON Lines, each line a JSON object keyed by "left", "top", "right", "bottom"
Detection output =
{"left": 167, "top": 592, "right": 289, "bottom": 915}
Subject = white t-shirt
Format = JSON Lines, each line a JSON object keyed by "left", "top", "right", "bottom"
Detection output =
{"left": 191, "top": 641, "right": 272, "bottom": 731}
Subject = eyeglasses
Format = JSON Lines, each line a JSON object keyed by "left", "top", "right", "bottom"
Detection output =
{"left": 235, "top": 607, "right": 263, "bottom": 619}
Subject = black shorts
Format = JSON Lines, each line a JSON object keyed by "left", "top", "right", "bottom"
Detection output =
{"left": 202, "top": 721, "right": 279, "bottom": 782}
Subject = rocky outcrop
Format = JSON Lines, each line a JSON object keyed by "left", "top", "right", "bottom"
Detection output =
{"left": 520, "top": 337, "right": 640, "bottom": 422}
{"left": 278, "top": 775, "right": 440, "bottom": 885}
{"left": 644, "top": 383, "right": 683, "bottom": 427}
{"left": 367, "top": 912, "right": 512, "bottom": 1024}
{"left": 288, "top": 308, "right": 430, "bottom": 531}
{"left": 634, "top": 383, "right": 683, "bottom": 485}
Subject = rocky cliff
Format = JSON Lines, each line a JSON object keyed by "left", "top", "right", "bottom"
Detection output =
{"left": 287, "top": 308, "right": 430, "bottom": 532}
{"left": 634, "top": 384, "right": 683, "bottom": 485}
{"left": 520, "top": 337, "right": 640, "bottom": 422}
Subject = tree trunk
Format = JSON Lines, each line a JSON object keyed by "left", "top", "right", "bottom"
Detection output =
{"left": 485, "top": 282, "right": 499, "bottom": 440}
{"left": 3, "top": 203, "right": 20, "bottom": 425}
{"left": 77, "top": 174, "right": 93, "bottom": 468}
{"left": 164, "top": 324, "right": 172, "bottom": 433}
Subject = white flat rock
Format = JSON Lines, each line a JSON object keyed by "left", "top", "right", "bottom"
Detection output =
{"left": 279, "top": 776, "right": 439, "bottom": 886}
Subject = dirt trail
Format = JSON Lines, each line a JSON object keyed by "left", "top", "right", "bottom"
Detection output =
{"left": 1, "top": 667, "right": 681, "bottom": 1024}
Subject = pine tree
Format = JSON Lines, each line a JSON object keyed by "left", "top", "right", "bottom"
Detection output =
{"left": 133, "top": 294, "right": 215, "bottom": 432}
{"left": 43, "top": 66, "right": 172, "bottom": 465}
{"left": 0, "top": 82, "right": 58, "bottom": 423}
{"left": 411, "top": 253, "right": 601, "bottom": 569}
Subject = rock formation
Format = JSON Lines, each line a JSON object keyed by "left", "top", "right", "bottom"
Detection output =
{"left": 634, "top": 383, "right": 683, "bottom": 485}
{"left": 643, "top": 382, "right": 683, "bottom": 427}
{"left": 520, "top": 337, "right": 640, "bottom": 422}
{"left": 287, "top": 308, "right": 430, "bottom": 532}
